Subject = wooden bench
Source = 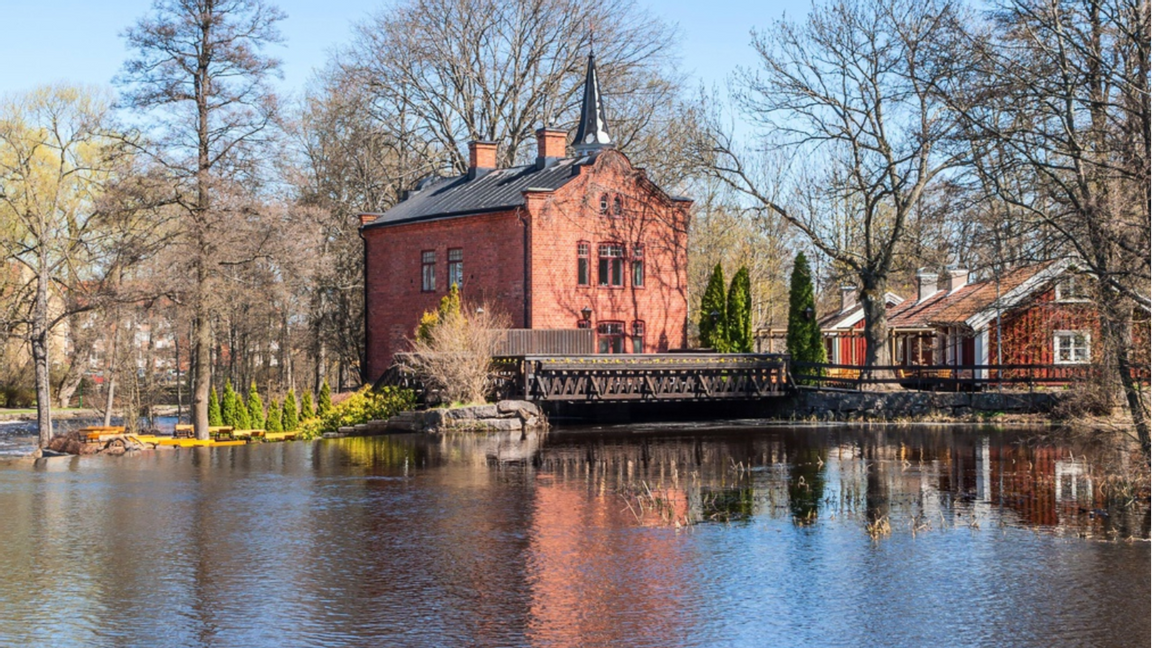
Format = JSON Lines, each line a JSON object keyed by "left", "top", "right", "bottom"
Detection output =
{"left": 173, "top": 424, "right": 235, "bottom": 440}
{"left": 79, "top": 426, "right": 125, "bottom": 442}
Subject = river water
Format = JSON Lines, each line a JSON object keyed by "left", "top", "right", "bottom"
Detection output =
{"left": 0, "top": 424, "right": 1147, "bottom": 648}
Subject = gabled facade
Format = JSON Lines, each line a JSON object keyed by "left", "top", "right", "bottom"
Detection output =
{"left": 359, "top": 55, "right": 691, "bottom": 381}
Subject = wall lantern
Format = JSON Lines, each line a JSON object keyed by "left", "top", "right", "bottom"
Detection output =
{"left": 581, "top": 306, "right": 593, "bottom": 321}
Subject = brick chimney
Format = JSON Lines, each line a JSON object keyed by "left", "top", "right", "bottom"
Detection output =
{"left": 468, "top": 141, "right": 497, "bottom": 180}
{"left": 915, "top": 269, "right": 939, "bottom": 303}
{"left": 942, "top": 268, "right": 969, "bottom": 293}
{"left": 840, "top": 285, "right": 857, "bottom": 313}
{"left": 535, "top": 128, "right": 567, "bottom": 169}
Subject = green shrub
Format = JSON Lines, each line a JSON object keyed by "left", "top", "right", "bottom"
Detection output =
{"left": 699, "top": 263, "right": 729, "bottom": 351}
{"left": 298, "top": 387, "right": 416, "bottom": 439}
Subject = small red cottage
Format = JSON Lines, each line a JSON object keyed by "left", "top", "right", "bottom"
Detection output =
{"left": 359, "top": 55, "right": 691, "bottom": 382}
{"left": 816, "top": 259, "right": 1143, "bottom": 378}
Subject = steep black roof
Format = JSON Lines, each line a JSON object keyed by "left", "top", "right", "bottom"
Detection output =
{"left": 361, "top": 155, "right": 593, "bottom": 229}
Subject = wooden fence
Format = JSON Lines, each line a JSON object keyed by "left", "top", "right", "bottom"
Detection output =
{"left": 791, "top": 361, "right": 1150, "bottom": 391}
{"left": 495, "top": 329, "right": 595, "bottom": 355}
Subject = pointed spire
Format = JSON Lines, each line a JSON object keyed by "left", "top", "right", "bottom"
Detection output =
{"left": 572, "top": 52, "right": 613, "bottom": 153}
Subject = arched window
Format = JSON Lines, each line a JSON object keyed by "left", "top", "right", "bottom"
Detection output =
{"left": 612, "top": 195, "right": 623, "bottom": 216}
{"left": 598, "top": 193, "right": 609, "bottom": 214}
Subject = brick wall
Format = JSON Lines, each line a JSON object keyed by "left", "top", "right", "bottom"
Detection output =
{"left": 363, "top": 211, "right": 527, "bottom": 380}
{"left": 526, "top": 151, "right": 689, "bottom": 352}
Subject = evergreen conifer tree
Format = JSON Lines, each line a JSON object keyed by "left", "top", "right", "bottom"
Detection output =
{"left": 698, "top": 263, "right": 728, "bottom": 351}
{"left": 208, "top": 387, "right": 222, "bottom": 427}
{"left": 301, "top": 391, "right": 315, "bottom": 420}
{"left": 727, "top": 267, "right": 753, "bottom": 353}
{"left": 221, "top": 380, "right": 237, "bottom": 427}
{"left": 786, "top": 252, "right": 827, "bottom": 367}
{"left": 234, "top": 396, "right": 251, "bottom": 430}
{"left": 317, "top": 380, "right": 333, "bottom": 417}
{"left": 265, "top": 398, "right": 282, "bottom": 432}
{"left": 247, "top": 382, "right": 265, "bottom": 430}
{"left": 282, "top": 390, "right": 299, "bottom": 431}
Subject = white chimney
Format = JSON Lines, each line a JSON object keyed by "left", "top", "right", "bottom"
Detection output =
{"left": 840, "top": 285, "right": 857, "bottom": 313}
{"left": 916, "top": 269, "right": 939, "bottom": 303}
{"left": 942, "top": 268, "right": 969, "bottom": 293}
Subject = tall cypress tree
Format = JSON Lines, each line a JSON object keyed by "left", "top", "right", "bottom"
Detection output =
{"left": 282, "top": 390, "right": 299, "bottom": 432}
{"left": 221, "top": 380, "right": 237, "bottom": 427}
{"left": 301, "top": 391, "right": 315, "bottom": 420}
{"left": 727, "top": 267, "right": 753, "bottom": 353}
{"left": 699, "top": 263, "right": 729, "bottom": 351}
{"left": 234, "top": 395, "right": 251, "bottom": 430}
{"left": 786, "top": 252, "right": 827, "bottom": 366}
{"left": 208, "top": 387, "right": 222, "bottom": 427}
{"left": 266, "top": 398, "right": 282, "bottom": 433}
{"left": 247, "top": 382, "right": 265, "bottom": 430}
{"left": 317, "top": 380, "right": 333, "bottom": 417}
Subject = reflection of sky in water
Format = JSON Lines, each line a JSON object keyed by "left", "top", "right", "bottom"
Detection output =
{"left": 0, "top": 427, "right": 1147, "bottom": 648}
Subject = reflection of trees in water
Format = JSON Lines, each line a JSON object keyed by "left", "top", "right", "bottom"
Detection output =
{"left": 788, "top": 441, "right": 828, "bottom": 525}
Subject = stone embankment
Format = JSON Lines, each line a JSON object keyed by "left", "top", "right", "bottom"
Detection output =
{"left": 329, "top": 400, "right": 546, "bottom": 437}
{"left": 791, "top": 389, "right": 1061, "bottom": 420}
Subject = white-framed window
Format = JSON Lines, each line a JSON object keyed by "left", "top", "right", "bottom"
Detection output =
{"left": 1054, "top": 274, "right": 1089, "bottom": 302}
{"left": 1053, "top": 331, "right": 1090, "bottom": 364}
{"left": 447, "top": 248, "right": 463, "bottom": 289}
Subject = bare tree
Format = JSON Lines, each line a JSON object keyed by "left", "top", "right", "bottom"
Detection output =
{"left": 118, "top": 0, "right": 285, "bottom": 439}
{"left": 697, "top": 0, "right": 971, "bottom": 375}
{"left": 950, "top": 0, "right": 1150, "bottom": 451}
{"left": 0, "top": 85, "right": 159, "bottom": 446}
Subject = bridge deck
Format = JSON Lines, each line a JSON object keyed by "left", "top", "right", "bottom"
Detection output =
{"left": 499, "top": 354, "right": 790, "bottom": 402}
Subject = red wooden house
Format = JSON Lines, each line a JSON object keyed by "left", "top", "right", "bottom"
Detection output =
{"left": 819, "top": 260, "right": 1146, "bottom": 379}
{"left": 359, "top": 55, "right": 691, "bottom": 382}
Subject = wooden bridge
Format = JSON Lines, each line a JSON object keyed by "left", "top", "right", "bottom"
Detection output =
{"left": 379, "top": 353, "right": 791, "bottom": 403}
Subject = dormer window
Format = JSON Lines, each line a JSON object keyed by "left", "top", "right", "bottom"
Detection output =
{"left": 1055, "top": 274, "right": 1089, "bottom": 302}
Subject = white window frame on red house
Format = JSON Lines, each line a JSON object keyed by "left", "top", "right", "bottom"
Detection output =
{"left": 421, "top": 250, "right": 436, "bottom": 292}
{"left": 1054, "top": 274, "right": 1090, "bottom": 302}
{"left": 577, "top": 241, "right": 590, "bottom": 286}
{"left": 631, "top": 244, "right": 644, "bottom": 288}
{"left": 447, "top": 248, "right": 463, "bottom": 289}
{"left": 1053, "top": 330, "right": 1090, "bottom": 364}
{"left": 631, "top": 320, "right": 645, "bottom": 353}
{"left": 598, "top": 243, "right": 624, "bottom": 287}
{"left": 597, "top": 321, "right": 625, "bottom": 353}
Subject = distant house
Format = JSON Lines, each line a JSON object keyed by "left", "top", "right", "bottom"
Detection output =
{"left": 818, "top": 260, "right": 1143, "bottom": 378}
{"left": 359, "top": 54, "right": 691, "bottom": 382}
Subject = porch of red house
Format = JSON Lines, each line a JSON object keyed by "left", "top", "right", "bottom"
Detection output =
{"left": 793, "top": 324, "right": 1135, "bottom": 390}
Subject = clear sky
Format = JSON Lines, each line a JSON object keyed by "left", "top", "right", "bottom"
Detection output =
{"left": 0, "top": 0, "right": 810, "bottom": 100}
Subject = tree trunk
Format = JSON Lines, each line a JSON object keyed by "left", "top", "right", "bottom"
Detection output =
{"left": 56, "top": 367, "right": 83, "bottom": 410}
{"left": 1099, "top": 294, "right": 1150, "bottom": 456}
{"left": 859, "top": 273, "right": 896, "bottom": 385}
{"left": 32, "top": 238, "right": 54, "bottom": 448}
{"left": 192, "top": 268, "right": 212, "bottom": 440}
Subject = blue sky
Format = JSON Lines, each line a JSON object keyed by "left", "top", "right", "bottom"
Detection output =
{"left": 0, "top": 0, "right": 810, "bottom": 99}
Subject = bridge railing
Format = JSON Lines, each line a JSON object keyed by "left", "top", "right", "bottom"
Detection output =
{"left": 790, "top": 362, "right": 1149, "bottom": 391}
{"left": 506, "top": 353, "right": 791, "bottom": 402}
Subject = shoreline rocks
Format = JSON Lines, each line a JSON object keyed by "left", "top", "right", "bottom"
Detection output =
{"left": 329, "top": 400, "right": 547, "bottom": 437}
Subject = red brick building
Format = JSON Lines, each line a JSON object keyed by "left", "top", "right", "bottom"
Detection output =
{"left": 360, "top": 55, "right": 691, "bottom": 381}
